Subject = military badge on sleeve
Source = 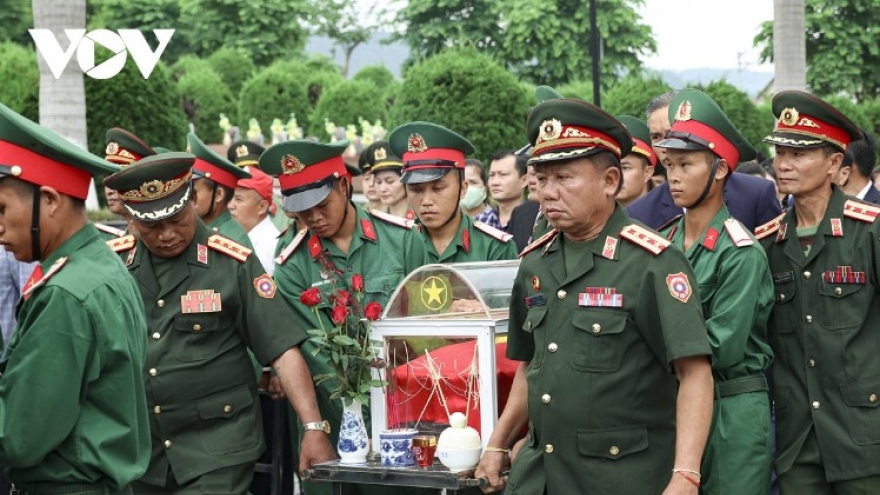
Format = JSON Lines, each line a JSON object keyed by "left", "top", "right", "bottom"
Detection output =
{"left": 665, "top": 273, "right": 692, "bottom": 303}
{"left": 254, "top": 274, "right": 277, "bottom": 299}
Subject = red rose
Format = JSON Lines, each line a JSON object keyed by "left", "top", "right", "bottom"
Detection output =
{"left": 352, "top": 274, "right": 365, "bottom": 292}
{"left": 300, "top": 287, "right": 322, "bottom": 307}
{"left": 364, "top": 301, "right": 383, "bottom": 321}
{"left": 331, "top": 305, "right": 349, "bottom": 325}
{"left": 335, "top": 290, "right": 352, "bottom": 307}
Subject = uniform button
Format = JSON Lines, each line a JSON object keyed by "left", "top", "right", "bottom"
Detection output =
{"left": 805, "top": 315, "right": 813, "bottom": 323}
{"left": 834, "top": 287, "right": 842, "bottom": 295}
{"left": 152, "top": 332, "right": 161, "bottom": 340}
{"left": 870, "top": 394, "right": 878, "bottom": 403}
{"left": 808, "top": 359, "right": 816, "bottom": 367}
{"left": 157, "top": 299, "right": 165, "bottom": 308}
{"left": 609, "top": 446, "right": 620, "bottom": 456}
{"left": 778, "top": 293, "right": 786, "bottom": 301}
{"left": 164, "top": 440, "right": 172, "bottom": 448}
{"left": 212, "top": 227, "right": 219, "bottom": 232}
{"left": 154, "top": 406, "right": 161, "bottom": 414}
{"left": 224, "top": 405, "right": 233, "bottom": 413}
{"left": 812, "top": 401, "right": 821, "bottom": 410}
{"left": 557, "top": 290, "right": 566, "bottom": 300}
{"left": 545, "top": 444, "right": 554, "bottom": 453}
{"left": 541, "top": 394, "right": 551, "bottom": 404}
{"left": 149, "top": 368, "right": 158, "bottom": 377}
{"left": 548, "top": 342, "right": 558, "bottom": 353}
{"left": 193, "top": 323, "right": 202, "bottom": 332}
{"left": 803, "top": 271, "right": 811, "bottom": 279}
{"left": 591, "top": 323, "right": 601, "bottom": 334}
{"left": 527, "top": 321, "right": 533, "bottom": 330}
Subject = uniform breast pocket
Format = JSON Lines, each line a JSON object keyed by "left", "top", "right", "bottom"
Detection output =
{"left": 197, "top": 384, "right": 260, "bottom": 454}
{"left": 365, "top": 271, "right": 403, "bottom": 302}
{"left": 570, "top": 309, "right": 627, "bottom": 373}
{"left": 818, "top": 282, "right": 867, "bottom": 330}
{"left": 770, "top": 281, "right": 798, "bottom": 334}
{"left": 840, "top": 376, "right": 880, "bottom": 446}
{"left": 173, "top": 313, "right": 223, "bottom": 361}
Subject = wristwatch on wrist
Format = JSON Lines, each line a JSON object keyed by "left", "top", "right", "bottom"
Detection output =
{"left": 302, "top": 420, "right": 331, "bottom": 434}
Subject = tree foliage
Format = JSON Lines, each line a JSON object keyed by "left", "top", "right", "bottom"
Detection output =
{"left": 177, "top": 67, "right": 237, "bottom": 142}
{"left": 308, "top": 80, "right": 387, "bottom": 137}
{"left": 238, "top": 61, "right": 311, "bottom": 135}
{"left": 89, "top": 0, "right": 187, "bottom": 62}
{"left": 85, "top": 63, "right": 188, "bottom": 155}
{"left": 0, "top": 42, "right": 39, "bottom": 121}
{"left": 391, "top": 47, "right": 531, "bottom": 162}
{"left": 206, "top": 47, "right": 256, "bottom": 95}
{"left": 0, "top": 0, "right": 32, "bottom": 45}
{"left": 754, "top": 0, "right": 880, "bottom": 101}
{"left": 694, "top": 80, "right": 773, "bottom": 156}
{"left": 353, "top": 65, "right": 396, "bottom": 89}
{"left": 395, "top": 0, "right": 656, "bottom": 86}
{"left": 307, "top": 0, "right": 382, "bottom": 76}
{"left": 602, "top": 73, "right": 671, "bottom": 118}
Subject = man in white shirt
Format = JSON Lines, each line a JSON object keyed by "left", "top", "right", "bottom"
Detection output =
{"left": 229, "top": 167, "right": 280, "bottom": 275}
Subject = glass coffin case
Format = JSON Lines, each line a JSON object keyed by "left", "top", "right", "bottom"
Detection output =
{"left": 370, "top": 260, "right": 520, "bottom": 448}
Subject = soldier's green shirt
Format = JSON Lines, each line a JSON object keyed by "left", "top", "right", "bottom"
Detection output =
{"left": 208, "top": 209, "right": 253, "bottom": 249}
{"left": 506, "top": 206, "right": 711, "bottom": 495}
{"left": 662, "top": 205, "right": 774, "bottom": 380}
{"left": 94, "top": 222, "right": 128, "bottom": 241}
{"left": 119, "top": 221, "right": 305, "bottom": 486}
{"left": 759, "top": 186, "right": 880, "bottom": 482}
{"left": 0, "top": 224, "right": 150, "bottom": 489}
{"left": 417, "top": 214, "right": 518, "bottom": 263}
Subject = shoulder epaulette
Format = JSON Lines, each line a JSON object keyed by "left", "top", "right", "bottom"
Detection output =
{"left": 723, "top": 218, "right": 754, "bottom": 247}
{"left": 844, "top": 199, "right": 880, "bottom": 223}
{"left": 619, "top": 224, "right": 670, "bottom": 255}
{"left": 275, "top": 229, "right": 308, "bottom": 266}
{"left": 369, "top": 209, "right": 413, "bottom": 229}
{"left": 23, "top": 257, "right": 68, "bottom": 299}
{"left": 207, "top": 233, "right": 252, "bottom": 263}
{"left": 754, "top": 212, "right": 786, "bottom": 240}
{"left": 474, "top": 221, "right": 513, "bottom": 242}
{"left": 519, "top": 229, "right": 558, "bottom": 258}
{"left": 95, "top": 222, "right": 126, "bottom": 238}
{"left": 106, "top": 234, "right": 136, "bottom": 253}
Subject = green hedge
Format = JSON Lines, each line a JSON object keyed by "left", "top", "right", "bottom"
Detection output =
{"left": 602, "top": 73, "right": 672, "bottom": 118}
{"left": 178, "top": 67, "right": 237, "bottom": 142}
{"left": 238, "top": 60, "right": 311, "bottom": 136}
{"left": 0, "top": 42, "right": 38, "bottom": 121}
{"left": 353, "top": 65, "right": 396, "bottom": 89}
{"left": 207, "top": 47, "right": 255, "bottom": 95}
{"left": 308, "top": 80, "right": 388, "bottom": 138}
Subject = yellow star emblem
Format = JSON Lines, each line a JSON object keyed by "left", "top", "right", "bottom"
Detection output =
{"left": 420, "top": 276, "right": 448, "bottom": 311}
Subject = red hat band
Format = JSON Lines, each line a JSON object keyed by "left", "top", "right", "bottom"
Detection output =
{"left": 670, "top": 120, "right": 740, "bottom": 167}
{"left": 0, "top": 140, "right": 92, "bottom": 199}
{"left": 632, "top": 138, "right": 658, "bottom": 167}
{"left": 277, "top": 156, "right": 348, "bottom": 191}
{"left": 193, "top": 158, "right": 240, "bottom": 190}
{"left": 402, "top": 148, "right": 466, "bottom": 170}
{"left": 534, "top": 124, "right": 622, "bottom": 158}
{"left": 774, "top": 110, "right": 851, "bottom": 149}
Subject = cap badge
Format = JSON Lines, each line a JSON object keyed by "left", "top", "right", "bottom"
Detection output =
{"left": 185, "top": 142, "right": 192, "bottom": 153}
{"left": 408, "top": 133, "right": 428, "bottom": 153}
{"left": 538, "top": 119, "right": 563, "bottom": 143}
{"left": 675, "top": 101, "right": 692, "bottom": 122}
{"left": 140, "top": 180, "right": 166, "bottom": 199}
{"left": 106, "top": 142, "right": 120, "bottom": 155}
{"left": 281, "top": 154, "right": 305, "bottom": 175}
{"left": 235, "top": 144, "right": 249, "bottom": 158}
{"left": 374, "top": 147, "right": 387, "bottom": 161}
{"left": 780, "top": 107, "right": 799, "bottom": 127}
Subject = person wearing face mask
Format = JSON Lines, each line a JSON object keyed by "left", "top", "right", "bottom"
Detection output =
{"left": 461, "top": 158, "right": 491, "bottom": 217}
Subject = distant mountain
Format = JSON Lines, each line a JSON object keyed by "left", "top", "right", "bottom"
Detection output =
{"left": 305, "top": 33, "right": 774, "bottom": 97}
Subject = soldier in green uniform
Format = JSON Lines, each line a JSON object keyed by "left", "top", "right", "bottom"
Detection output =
{"left": 263, "top": 139, "right": 427, "bottom": 495}
{"left": 98, "top": 127, "right": 157, "bottom": 240}
{"left": 187, "top": 133, "right": 253, "bottom": 247}
{"left": 755, "top": 91, "right": 880, "bottom": 494}
{"left": 0, "top": 104, "right": 150, "bottom": 494}
{"left": 387, "top": 122, "right": 517, "bottom": 263}
{"left": 656, "top": 89, "right": 774, "bottom": 495}
{"left": 476, "top": 98, "right": 714, "bottom": 495}
{"left": 104, "top": 153, "right": 335, "bottom": 495}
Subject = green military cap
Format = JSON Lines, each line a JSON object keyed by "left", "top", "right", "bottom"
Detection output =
{"left": 526, "top": 99, "right": 633, "bottom": 165}
{"left": 187, "top": 133, "right": 251, "bottom": 190}
{"left": 226, "top": 140, "right": 265, "bottom": 168}
{"left": 153, "top": 146, "right": 173, "bottom": 153}
{"left": 0, "top": 103, "right": 118, "bottom": 200}
{"left": 358, "top": 145, "right": 370, "bottom": 173}
{"left": 764, "top": 90, "right": 861, "bottom": 151}
{"left": 105, "top": 128, "right": 156, "bottom": 166}
{"left": 616, "top": 115, "right": 659, "bottom": 167}
{"left": 536, "top": 85, "right": 563, "bottom": 103}
{"left": 103, "top": 152, "right": 195, "bottom": 221}
{"left": 363, "top": 140, "right": 402, "bottom": 175}
{"left": 388, "top": 121, "right": 475, "bottom": 184}
{"left": 657, "top": 89, "right": 756, "bottom": 167}
{"left": 259, "top": 139, "right": 350, "bottom": 212}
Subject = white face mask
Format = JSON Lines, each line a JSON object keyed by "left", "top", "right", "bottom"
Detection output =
{"left": 460, "top": 185, "right": 487, "bottom": 210}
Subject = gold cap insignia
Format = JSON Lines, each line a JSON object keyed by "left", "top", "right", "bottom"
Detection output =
{"left": 185, "top": 143, "right": 192, "bottom": 153}
{"left": 780, "top": 107, "right": 799, "bottom": 127}
{"left": 675, "top": 101, "right": 692, "bottom": 122}
{"left": 374, "top": 147, "right": 387, "bottom": 161}
{"left": 538, "top": 119, "right": 563, "bottom": 143}
{"left": 140, "top": 180, "right": 166, "bottom": 199}
{"left": 408, "top": 133, "right": 428, "bottom": 153}
{"left": 281, "top": 154, "right": 305, "bottom": 175}
{"left": 106, "top": 142, "right": 120, "bottom": 155}
{"left": 235, "top": 144, "right": 249, "bottom": 158}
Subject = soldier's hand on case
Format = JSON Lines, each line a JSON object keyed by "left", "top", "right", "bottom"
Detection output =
{"left": 299, "top": 430, "right": 338, "bottom": 476}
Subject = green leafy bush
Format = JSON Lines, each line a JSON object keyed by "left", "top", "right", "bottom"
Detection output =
{"left": 0, "top": 42, "right": 38, "bottom": 120}
{"left": 238, "top": 60, "right": 311, "bottom": 136}
{"left": 308, "top": 80, "right": 387, "bottom": 137}
{"left": 177, "top": 68, "right": 237, "bottom": 142}
{"left": 695, "top": 80, "right": 773, "bottom": 156}
{"left": 207, "top": 47, "right": 256, "bottom": 95}
{"left": 353, "top": 65, "right": 396, "bottom": 89}
{"left": 603, "top": 73, "right": 672, "bottom": 118}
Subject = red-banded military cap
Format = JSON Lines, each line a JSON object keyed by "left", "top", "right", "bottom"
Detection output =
{"left": 105, "top": 127, "right": 156, "bottom": 165}
{"left": 387, "top": 121, "right": 475, "bottom": 185}
{"left": 103, "top": 152, "right": 195, "bottom": 221}
{"left": 188, "top": 133, "right": 251, "bottom": 189}
{"left": 526, "top": 99, "right": 633, "bottom": 165}
{"left": 616, "top": 115, "right": 658, "bottom": 167}
{"left": 764, "top": 90, "right": 861, "bottom": 151}
{"left": 0, "top": 103, "right": 118, "bottom": 200}
{"left": 656, "top": 89, "right": 756, "bottom": 168}
{"left": 258, "top": 139, "right": 350, "bottom": 213}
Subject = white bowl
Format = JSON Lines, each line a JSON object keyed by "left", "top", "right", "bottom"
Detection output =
{"left": 437, "top": 447, "right": 481, "bottom": 472}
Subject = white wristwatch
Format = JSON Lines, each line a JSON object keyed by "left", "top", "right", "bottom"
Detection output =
{"left": 302, "top": 420, "right": 331, "bottom": 434}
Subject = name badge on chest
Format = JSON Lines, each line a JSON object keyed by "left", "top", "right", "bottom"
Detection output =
{"left": 578, "top": 287, "right": 623, "bottom": 308}
{"left": 181, "top": 289, "right": 222, "bottom": 313}
{"left": 524, "top": 293, "right": 546, "bottom": 308}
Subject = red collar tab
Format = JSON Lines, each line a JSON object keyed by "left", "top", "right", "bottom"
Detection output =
{"left": 361, "top": 218, "right": 376, "bottom": 242}
{"left": 462, "top": 227, "right": 470, "bottom": 253}
{"left": 308, "top": 233, "right": 323, "bottom": 259}
{"left": 702, "top": 227, "right": 719, "bottom": 251}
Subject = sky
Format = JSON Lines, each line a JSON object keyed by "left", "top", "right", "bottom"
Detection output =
{"left": 637, "top": 0, "right": 775, "bottom": 72}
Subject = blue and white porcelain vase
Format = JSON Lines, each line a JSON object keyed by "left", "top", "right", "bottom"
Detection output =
{"left": 337, "top": 398, "right": 369, "bottom": 464}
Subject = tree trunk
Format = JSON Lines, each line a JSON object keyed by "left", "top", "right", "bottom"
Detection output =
{"left": 773, "top": 0, "right": 806, "bottom": 92}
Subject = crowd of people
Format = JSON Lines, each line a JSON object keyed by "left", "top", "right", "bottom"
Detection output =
{"left": 0, "top": 84, "right": 878, "bottom": 495}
